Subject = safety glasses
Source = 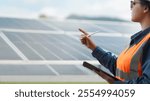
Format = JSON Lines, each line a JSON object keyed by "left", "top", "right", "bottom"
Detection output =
{"left": 130, "top": 1, "right": 141, "bottom": 9}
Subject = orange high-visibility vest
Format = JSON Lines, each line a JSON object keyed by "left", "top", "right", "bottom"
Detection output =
{"left": 116, "top": 33, "right": 150, "bottom": 81}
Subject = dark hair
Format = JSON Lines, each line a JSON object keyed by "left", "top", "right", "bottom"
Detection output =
{"left": 140, "top": 0, "right": 150, "bottom": 10}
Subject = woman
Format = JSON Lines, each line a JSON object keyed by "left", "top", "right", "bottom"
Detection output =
{"left": 80, "top": 0, "right": 150, "bottom": 84}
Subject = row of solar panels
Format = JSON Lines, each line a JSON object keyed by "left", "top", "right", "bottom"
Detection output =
{"left": 0, "top": 17, "right": 140, "bottom": 33}
{"left": 0, "top": 17, "right": 140, "bottom": 82}
{"left": 0, "top": 31, "right": 130, "bottom": 60}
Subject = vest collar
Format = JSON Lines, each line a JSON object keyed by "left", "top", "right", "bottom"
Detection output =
{"left": 130, "top": 26, "right": 150, "bottom": 46}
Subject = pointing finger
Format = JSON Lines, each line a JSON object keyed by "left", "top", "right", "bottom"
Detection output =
{"left": 79, "top": 28, "right": 89, "bottom": 35}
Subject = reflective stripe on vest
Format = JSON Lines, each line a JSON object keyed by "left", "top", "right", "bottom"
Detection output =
{"left": 116, "top": 33, "right": 150, "bottom": 81}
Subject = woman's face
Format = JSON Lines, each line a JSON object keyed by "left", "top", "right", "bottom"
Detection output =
{"left": 131, "top": 0, "right": 145, "bottom": 22}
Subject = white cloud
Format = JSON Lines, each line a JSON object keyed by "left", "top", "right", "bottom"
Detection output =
{"left": 0, "top": 7, "right": 37, "bottom": 18}
{"left": 71, "top": 0, "right": 131, "bottom": 20}
{"left": 0, "top": 0, "right": 132, "bottom": 20}
{"left": 23, "top": 0, "right": 39, "bottom": 4}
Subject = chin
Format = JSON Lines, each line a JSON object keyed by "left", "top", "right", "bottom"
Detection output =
{"left": 131, "top": 17, "right": 139, "bottom": 22}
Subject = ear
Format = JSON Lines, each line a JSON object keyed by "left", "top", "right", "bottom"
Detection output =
{"left": 143, "top": 6, "right": 149, "bottom": 13}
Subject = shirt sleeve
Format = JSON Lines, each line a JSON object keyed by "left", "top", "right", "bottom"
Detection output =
{"left": 92, "top": 46, "right": 117, "bottom": 75}
{"left": 114, "top": 40, "right": 150, "bottom": 84}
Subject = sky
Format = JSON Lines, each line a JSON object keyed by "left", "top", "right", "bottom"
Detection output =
{"left": 0, "top": 0, "right": 131, "bottom": 20}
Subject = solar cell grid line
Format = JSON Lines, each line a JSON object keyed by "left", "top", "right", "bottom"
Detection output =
{"left": 2, "top": 33, "right": 60, "bottom": 76}
{"left": 49, "top": 37, "right": 84, "bottom": 59}
{"left": 30, "top": 33, "right": 79, "bottom": 60}
{"left": 63, "top": 34, "right": 94, "bottom": 59}
{"left": 0, "top": 32, "right": 28, "bottom": 60}
{"left": 0, "top": 36, "right": 21, "bottom": 60}
{"left": 3, "top": 32, "right": 45, "bottom": 60}
{"left": 99, "top": 42, "right": 128, "bottom": 54}
{"left": 38, "top": 20, "right": 64, "bottom": 31}
{"left": 95, "top": 24, "right": 118, "bottom": 33}
{"left": 34, "top": 42, "right": 64, "bottom": 60}
{"left": 4, "top": 31, "right": 64, "bottom": 60}
{"left": 95, "top": 23, "right": 123, "bottom": 33}
{"left": 92, "top": 37, "right": 127, "bottom": 54}
{"left": 44, "top": 19, "right": 107, "bottom": 32}
{"left": 46, "top": 65, "right": 60, "bottom": 76}
{"left": 92, "top": 35, "right": 129, "bottom": 42}
{"left": 83, "top": 21, "right": 117, "bottom": 33}
{"left": 73, "top": 32, "right": 129, "bottom": 54}
{"left": 18, "top": 33, "right": 61, "bottom": 60}
{"left": 0, "top": 60, "right": 98, "bottom": 76}
{"left": 56, "top": 40, "right": 92, "bottom": 60}
{"left": 47, "top": 34, "right": 92, "bottom": 60}
{"left": 40, "top": 39, "right": 78, "bottom": 60}
{"left": 97, "top": 38, "right": 126, "bottom": 46}
{"left": 16, "top": 32, "right": 63, "bottom": 60}
{"left": 30, "top": 38, "right": 63, "bottom": 60}
{"left": 42, "top": 20, "right": 81, "bottom": 31}
{"left": 79, "top": 20, "right": 116, "bottom": 33}
{"left": 95, "top": 22, "right": 140, "bottom": 34}
{"left": 88, "top": 21, "right": 122, "bottom": 33}
{"left": 63, "top": 32, "right": 80, "bottom": 42}
{"left": 13, "top": 33, "right": 47, "bottom": 60}
{"left": 41, "top": 42, "right": 75, "bottom": 60}
{"left": 18, "top": 19, "right": 50, "bottom": 30}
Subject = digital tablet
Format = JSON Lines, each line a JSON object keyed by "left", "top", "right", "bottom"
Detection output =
{"left": 83, "top": 61, "right": 119, "bottom": 81}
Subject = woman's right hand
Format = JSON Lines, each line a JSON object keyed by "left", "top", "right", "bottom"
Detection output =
{"left": 79, "top": 28, "right": 96, "bottom": 51}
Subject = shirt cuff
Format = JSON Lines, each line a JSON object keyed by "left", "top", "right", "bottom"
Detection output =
{"left": 92, "top": 46, "right": 106, "bottom": 59}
